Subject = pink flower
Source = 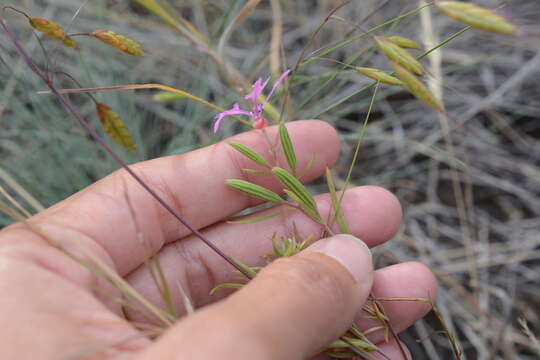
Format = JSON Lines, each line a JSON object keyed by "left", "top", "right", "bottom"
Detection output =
{"left": 213, "top": 70, "right": 291, "bottom": 132}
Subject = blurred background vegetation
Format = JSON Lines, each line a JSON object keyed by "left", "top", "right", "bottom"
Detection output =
{"left": 1, "top": 0, "right": 539, "bottom": 358}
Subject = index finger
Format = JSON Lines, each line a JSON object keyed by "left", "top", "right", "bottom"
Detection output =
{"left": 22, "top": 121, "right": 340, "bottom": 275}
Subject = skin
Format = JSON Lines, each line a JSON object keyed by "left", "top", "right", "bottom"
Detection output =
{"left": 0, "top": 121, "right": 437, "bottom": 359}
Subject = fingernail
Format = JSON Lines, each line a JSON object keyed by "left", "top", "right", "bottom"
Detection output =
{"left": 305, "top": 234, "right": 372, "bottom": 283}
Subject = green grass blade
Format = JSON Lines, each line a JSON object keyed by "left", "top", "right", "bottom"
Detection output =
{"left": 326, "top": 168, "right": 349, "bottom": 234}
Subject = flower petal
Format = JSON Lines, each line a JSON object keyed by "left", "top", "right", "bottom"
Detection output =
{"left": 266, "top": 70, "right": 291, "bottom": 102}
{"left": 244, "top": 77, "right": 270, "bottom": 107}
{"left": 213, "top": 104, "right": 251, "bottom": 132}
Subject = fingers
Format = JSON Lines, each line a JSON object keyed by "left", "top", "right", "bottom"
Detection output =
{"left": 125, "top": 186, "right": 402, "bottom": 314}
{"left": 135, "top": 235, "right": 374, "bottom": 360}
{"left": 23, "top": 120, "right": 340, "bottom": 275}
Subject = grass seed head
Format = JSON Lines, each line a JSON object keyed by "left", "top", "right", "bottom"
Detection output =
{"left": 373, "top": 36, "right": 424, "bottom": 75}
{"left": 435, "top": 1, "right": 518, "bottom": 35}
{"left": 354, "top": 67, "right": 404, "bottom": 86}
{"left": 91, "top": 30, "right": 144, "bottom": 56}
{"left": 62, "top": 36, "right": 78, "bottom": 49}
{"left": 390, "top": 62, "right": 444, "bottom": 112}
{"left": 96, "top": 103, "right": 137, "bottom": 152}
{"left": 29, "top": 18, "right": 65, "bottom": 39}
{"left": 386, "top": 35, "right": 421, "bottom": 49}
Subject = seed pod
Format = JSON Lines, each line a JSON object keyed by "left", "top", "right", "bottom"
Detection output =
{"left": 386, "top": 35, "right": 421, "bottom": 49}
{"left": 226, "top": 179, "right": 284, "bottom": 204}
{"left": 354, "top": 67, "right": 403, "bottom": 86}
{"left": 229, "top": 142, "right": 270, "bottom": 168}
{"left": 373, "top": 36, "right": 424, "bottom": 75}
{"left": 435, "top": 1, "right": 517, "bottom": 35}
{"left": 390, "top": 62, "right": 443, "bottom": 112}
{"left": 91, "top": 30, "right": 144, "bottom": 56}
{"left": 96, "top": 103, "right": 137, "bottom": 152}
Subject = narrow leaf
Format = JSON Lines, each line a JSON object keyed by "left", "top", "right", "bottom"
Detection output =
{"left": 96, "top": 103, "right": 137, "bottom": 152}
{"left": 229, "top": 142, "right": 270, "bottom": 168}
{"left": 91, "top": 30, "right": 144, "bottom": 56}
{"left": 326, "top": 168, "right": 349, "bottom": 234}
{"left": 373, "top": 36, "right": 424, "bottom": 75}
{"left": 242, "top": 169, "right": 272, "bottom": 175}
{"left": 284, "top": 190, "right": 322, "bottom": 222}
{"left": 390, "top": 62, "right": 443, "bottom": 112}
{"left": 278, "top": 124, "right": 297, "bottom": 171}
{"left": 209, "top": 283, "right": 245, "bottom": 295}
{"left": 226, "top": 179, "right": 284, "bottom": 204}
{"left": 354, "top": 67, "right": 403, "bottom": 86}
{"left": 227, "top": 209, "right": 292, "bottom": 224}
{"left": 435, "top": 1, "right": 518, "bottom": 35}
{"left": 272, "top": 167, "right": 319, "bottom": 215}
{"left": 386, "top": 35, "right": 421, "bottom": 49}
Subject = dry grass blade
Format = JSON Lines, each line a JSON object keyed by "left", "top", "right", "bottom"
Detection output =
{"left": 234, "top": 0, "right": 262, "bottom": 24}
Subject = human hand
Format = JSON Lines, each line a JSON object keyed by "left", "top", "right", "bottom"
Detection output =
{"left": 0, "top": 120, "right": 436, "bottom": 359}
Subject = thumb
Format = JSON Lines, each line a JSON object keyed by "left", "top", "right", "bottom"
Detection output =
{"left": 138, "top": 234, "right": 373, "bottom": 360}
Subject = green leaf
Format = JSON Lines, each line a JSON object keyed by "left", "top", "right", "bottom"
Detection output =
{"left": 272, "top": 167, "right": 320, "bottom": 219}
{"left": 227, "top": 209, "right": 292, "bottom": 224}
{"left": 229, "top": 142, "right": 270, "bottom": 168}
{"left": 226, "top": 179, "right": 284, "bottom": 204}
{"left": 284, "top": 190, "right": 322, "bottom": 222}
{"left": 278, "top": 124, "right": 297, "bottom": 172}
{"left": 242, "top": 168, "right": 272, "bottom": 175}
{"left": 325, "top": 168, "right": 349, "bottom": 234}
